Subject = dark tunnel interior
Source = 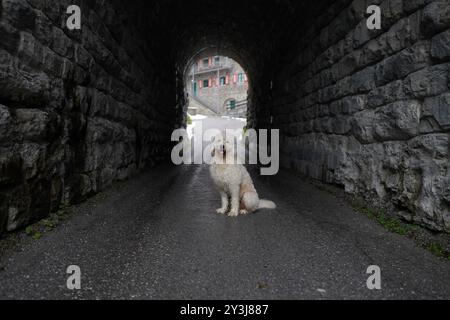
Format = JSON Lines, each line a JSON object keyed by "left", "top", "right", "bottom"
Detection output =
{"left": 0, "top": 0, "right": 449, "bottom": 234}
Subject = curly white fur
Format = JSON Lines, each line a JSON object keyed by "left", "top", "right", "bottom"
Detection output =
{"left": 209, "top": 134, "right": 276, "bottom": 217}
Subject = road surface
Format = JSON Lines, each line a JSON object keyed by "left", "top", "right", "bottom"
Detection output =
{"left": 0, "top": 117, "right": 448, "bottom": 299}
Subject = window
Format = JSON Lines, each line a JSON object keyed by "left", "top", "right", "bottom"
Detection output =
{"left": 219, "top": 76, "right": 226, "bottom": 86}
{"left": 214, "top": 56, "right": 220, "bottom": 65}
{"left": 203, "top": 79, "right": 209, "bottom": 88}
{"left": 238, "top": 73, "right": 244, "bottom": 83}
{"left": 229, "top": 99, "right": 236, "bottom": 110}
{"left": 203, "top": 59, "right": 209, "bottom": 67}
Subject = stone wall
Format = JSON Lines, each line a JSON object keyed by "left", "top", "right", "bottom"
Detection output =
{"left": 187, "top": 97, "right": 218, "bottom": 116}
{"left": 0, "top": 0, "right": 178, "bottom": 234}
{"left": 193, "top": 83, "right": 248, "bottom": 115}
{"left": 271, "top": 0, "right": 450, "bottom": 231}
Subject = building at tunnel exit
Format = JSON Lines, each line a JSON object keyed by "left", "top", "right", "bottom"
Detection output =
{"left": 186, "top": 51, "right": 248, "bottom": 118}
{"left": 0, "top": 0, "right": 449, "bottom": 235}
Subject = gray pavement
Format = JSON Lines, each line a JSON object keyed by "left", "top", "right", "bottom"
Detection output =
{"left": 0, "top": 117, "right": 449, "bottom": 300}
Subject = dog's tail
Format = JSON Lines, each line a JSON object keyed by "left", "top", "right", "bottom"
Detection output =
{"left": 258, "top": 199, "right": 276, "bottom": 210}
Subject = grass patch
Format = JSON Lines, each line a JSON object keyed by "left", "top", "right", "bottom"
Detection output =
{"left": 376, "top": 214, "right": 410, "bottom": 236}
{"left": 25, "top": 226, "right": 42, "bottom": 240}
{"left": 350, "top": 198, "right": 450, "bottom": 260}
{"left": 350, "top": 198, "right": 410, "bottom": 236}
{"left": 350, "top": 197, "right": 450, "bottom": 260}
{"left": 23, "top": 203, "right": 71, "bottom": 240}
{"left": 427, "top": 243, "right": 446, "bottom": 258}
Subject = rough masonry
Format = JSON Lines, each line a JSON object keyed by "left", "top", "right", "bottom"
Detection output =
{"left": 270, "top": 0, "right": 450, "bottom": 231}
{"left": 0, "top": 0, "right": 179, "bottom": 233}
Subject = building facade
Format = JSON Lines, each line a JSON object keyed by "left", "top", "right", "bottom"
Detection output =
{"left": 186, "top": 53, "right": 248, "bottom": 117}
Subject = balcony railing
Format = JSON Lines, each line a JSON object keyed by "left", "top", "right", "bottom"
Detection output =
{"left": 193, "top": 60, "right": 233, "bottom": 74}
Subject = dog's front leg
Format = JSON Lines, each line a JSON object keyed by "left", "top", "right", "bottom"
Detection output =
{"left": 228, "top": 187, "right": 240, "bottom": 217}
{"left": 216, "top": 191, "right": 229, "bottom": 214}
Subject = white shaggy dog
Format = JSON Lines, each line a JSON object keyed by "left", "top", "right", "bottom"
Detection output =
{"left": 209, "top": 134, "right": 276, "bottom": 217}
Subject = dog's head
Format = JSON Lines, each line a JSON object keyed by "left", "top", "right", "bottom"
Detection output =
{"left": 211, "top": 133, "right": 235, "bottom": 163}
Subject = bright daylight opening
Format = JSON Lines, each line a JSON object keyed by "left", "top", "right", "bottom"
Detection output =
{"left": 184, "top": 50, "right": 248, "bottom": 141}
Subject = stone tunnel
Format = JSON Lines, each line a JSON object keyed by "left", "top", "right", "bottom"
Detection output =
{"left": 0, "top": 0, "right": 449, "bottom": 235}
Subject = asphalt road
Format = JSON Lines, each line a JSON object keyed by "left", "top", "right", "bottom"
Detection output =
{"left": 0, "top": 117, "right": 449, "bottom": 299}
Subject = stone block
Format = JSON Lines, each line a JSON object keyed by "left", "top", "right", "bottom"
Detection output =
{"left": 14, "top": 108, "right": 50, "bottom": 141}
{"left": 405, "top": 64, "right": 449, "bottom": 98}
{"left": 375, "top": 41, "right": 430, "bottom": 86}
{"left": 0, "top": 20, "right": 20, "bottom": 53}
{"left": 431, "top": 29, "right": 450, "bottom": 61}
{"left": 421, "top": 0, "right": 450, "bottom": 36}
{"left": 342, "top": 95, "right": 367, "bottom": 114}
{"left": 351, "top": 66, "right": 376, "bottom": 93}
{"left": 0, "top": 104, "right": 12, "bottom": 142}
{"left": 374, "top": 100, "right": 421, "bottom": 141}
{"left": 2, "top": 0, "right": 37, "bottom": 30}
{"left": 423, "top": 93, "right": 450, "bottom": 130}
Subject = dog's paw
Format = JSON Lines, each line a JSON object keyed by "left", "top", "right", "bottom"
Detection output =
{"left": 228, "top": 210, "right": 239, "bottom": 217}
{"left": 216, "top": 208, "right": 227, "bottom": 214}
{"left": 239, "top": 209, "right": 249, "bottom": 215}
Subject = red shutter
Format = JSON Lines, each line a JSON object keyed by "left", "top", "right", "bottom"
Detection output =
{"left": 208, "top": 78, "right": 212, "bottom": 87}
{"left": 244, "top": 74, "right": 248, "bottom": 82}
{"left": 233, "top": 74, "right": 237, "bottom": 84}
{"left": 198, "top": 80, "right": 202, "bottom": 88}
{"left": 225, "top": 75, "right": 229, "bottom": 85}
{"left": 209, "top": 57, "right": 212, "bottom": 66}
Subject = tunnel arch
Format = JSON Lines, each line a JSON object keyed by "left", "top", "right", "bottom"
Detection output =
{"left": 173, "top": 38, "right": 273, "bottom": 130}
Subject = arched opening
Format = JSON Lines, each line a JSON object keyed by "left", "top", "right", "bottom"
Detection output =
{"left": 182, "top": 48, "right": 249, "bottom": 144}
{"left": 183, "top": 48, "right": 249, "bottom": 116}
